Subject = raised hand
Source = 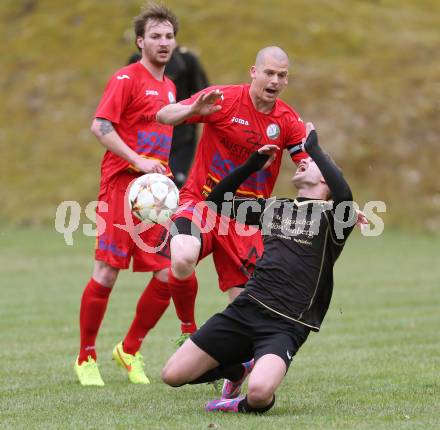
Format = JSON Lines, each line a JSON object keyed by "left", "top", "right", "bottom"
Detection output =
{"left": 190, "top": 89, "right": 223, "bottom": 116}
{"left": 257, "top": 144, "right": 280, "bottom": 169}
{"left": 355, "top": 209, "right": 369, "bottom": 227}
{"left": 301, "top": 122, "right": 316, "bottom": 152}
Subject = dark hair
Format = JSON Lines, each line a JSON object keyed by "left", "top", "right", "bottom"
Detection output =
{"left": 326, "top": 188, "right": 333, "bottom": 201}
{"left": 134, "top": 3, "right": 178, "bottom": 51}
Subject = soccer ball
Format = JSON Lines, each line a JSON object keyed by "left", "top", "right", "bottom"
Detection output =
{"left": 128, "top": 173, "right": 179, "bottom": 224}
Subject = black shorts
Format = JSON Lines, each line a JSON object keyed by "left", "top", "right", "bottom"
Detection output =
{"left": 191, "top": 293, "right": 310, "bottom": 369}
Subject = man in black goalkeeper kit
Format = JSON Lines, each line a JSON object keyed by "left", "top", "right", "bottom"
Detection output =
{"left": 161, "top": 122, "right": 357, "bottom": 414}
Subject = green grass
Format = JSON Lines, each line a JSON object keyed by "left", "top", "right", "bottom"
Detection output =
{"left": 0, "top": 227, "right": 439, "bottom": 429}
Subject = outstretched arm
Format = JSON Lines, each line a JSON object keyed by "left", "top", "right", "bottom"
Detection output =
{"left": 206, "top": 145, "right": 278, "bottom": 208}
{"left": 156, "top": 89, "right": 223, "bottom": 125}
{"left": 303, "top": 124, "right": 353, "bottom": 205}
{"left": 303, "top": 123, "right": 356, "bottom": 240}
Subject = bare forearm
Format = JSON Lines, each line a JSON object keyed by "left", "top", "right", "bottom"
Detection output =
{"left": 156, "top": 103, "right": 194, "bottom": 125}
{"left": 91, "top": 118, "right": 140, "bottom": 165}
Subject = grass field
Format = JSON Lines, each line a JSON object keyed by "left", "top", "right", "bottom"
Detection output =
{"left": 0, "top": 227, "right": 439, "bottom": 429}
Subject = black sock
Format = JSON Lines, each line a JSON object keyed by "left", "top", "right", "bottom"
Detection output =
{"left": 238, "top": 395, "right": 275, "bottom": 414}
{"left": 189, "top": 363, "right": 245, "bottom": 385}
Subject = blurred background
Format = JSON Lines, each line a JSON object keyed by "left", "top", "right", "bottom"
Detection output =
{"left": 1, "top": 3, "right": 439, "bottom": 427}
{"left": 1, "top": 0, "right": 439, "bottom": 229}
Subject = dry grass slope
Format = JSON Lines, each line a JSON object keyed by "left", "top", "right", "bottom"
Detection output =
{"left": 1, "top": 0, "right": 439, "bottom": 228}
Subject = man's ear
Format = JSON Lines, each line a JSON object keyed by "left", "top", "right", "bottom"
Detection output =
{"left": 136, "top": 36, "right": 143, "bottom": 50}
{"left": 250, "top": 65, "right": 257, "bottom": 79}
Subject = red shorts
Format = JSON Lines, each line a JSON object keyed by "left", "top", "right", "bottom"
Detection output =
{"left": 95, "top": 172, "right": 171, "bottom": 272}
{"left": 174, "top": 201, "right": 263, "bottom": 292}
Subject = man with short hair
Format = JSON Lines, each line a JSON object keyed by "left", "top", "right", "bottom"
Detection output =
{"left": 156, "top": 46, "right": 308, "bottom": 340}
{"left": 127, "top": 46, "right": 209, "bottom": 188}
{"left": 74, "top": 4, "right": 178, "bottom": 386}
{"left": 161, "top": 123, "right": 357, "bottom": 414}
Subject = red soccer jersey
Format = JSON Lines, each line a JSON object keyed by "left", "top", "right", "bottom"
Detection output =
{"left": 179, "top": 84, "right": 306, "bottom": 203}
{"left": 94, "top": 62, "right": 176, "bottom": 186}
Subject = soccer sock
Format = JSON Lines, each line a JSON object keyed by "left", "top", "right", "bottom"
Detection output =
{"left": 123, "top": 277, "right": 171, "bottom": 355}
{"left": 78, "top": 278, "right": 112, "bottom": 364}
{"left": 238, "top": 395, "right": 276, "bottom": 414}
{"left": 168, "top": 269, "right": 198, "bottom": 334}
{"left": 189, "top": 363, "right": 245, "bottom": 385}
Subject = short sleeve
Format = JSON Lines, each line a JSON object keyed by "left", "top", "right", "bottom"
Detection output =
{"left": 95, "top": 70, "right": 134, "bottom": 124}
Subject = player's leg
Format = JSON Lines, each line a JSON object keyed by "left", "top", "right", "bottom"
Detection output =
{"left": 162, "top": 310, "right": 253, "bottom": 387}
{"left": 168, "top": 213, "right": 211, "bottom": 337}
{"left": 212, "top": 227, "right": 263, "bottom": 394}
{"left": 79, "top": 260, "right": 119, "bottom": 362}
{"left": 171, "top": 232, "right": 200, "bottom": 278}
{"left": 230, "top": 322, "right": 310, "bottom": 413}
{"left": 205, "top": 298, "right": 309, "bottom": 414}
{"left": 205, "top": 355, "right": 283, "bottom": 414}
{"left": 161, "top": 339, "right": 218, "bottom": 386}
{"left": 122, "top": 268, "right": 170, "bottom": 356}
{"left": 113, "top": 268, "right": 170, "bottom": 384}
{"left": 116, "top": 224, "right": 173, "bottom": 384}
{"left": 169, "top": 231, "right": 200, "bottom": 334}
{"left": 75, "top": 260, "right": 119, "bottom": 386}
{"left": 75, "top": 172, "right": 133, "bottom": 386}
{"left": 244, "top": 354, "right": 285, "bottom": 409}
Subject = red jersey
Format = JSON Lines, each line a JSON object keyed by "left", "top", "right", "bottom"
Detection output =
{"left": 179, "top": 84, "right": 306, "bottom": 203}
{"left": 95, "top": 62, "right": 176, "bottom": 186}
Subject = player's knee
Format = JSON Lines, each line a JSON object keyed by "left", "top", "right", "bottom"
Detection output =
{"left": 171, "top": 254, "right": 197, "bottom": 279}
{"left": 161, "top": 364, "right": 185, "bottom": 387}
{"left": 93, "top": 261, "right": 119, "bottom": 287}
{"left": 153, "top": 268, "right": 169, "bottom": 283}
{"left": 170, "top": 235, "right": 200, "bottom": 278}
{"left": 247, "top": 381, "right": 276, "bottom": 407}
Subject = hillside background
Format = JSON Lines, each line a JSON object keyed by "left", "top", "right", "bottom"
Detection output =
{"left": 1, "top": 0, "right": 439, "bottom": 229}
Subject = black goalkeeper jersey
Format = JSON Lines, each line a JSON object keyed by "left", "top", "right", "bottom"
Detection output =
{"left": 230, "top": 196, "right": 355, "bottom": 331}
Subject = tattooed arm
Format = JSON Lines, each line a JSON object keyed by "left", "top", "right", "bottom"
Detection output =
{"left": 90, "top": 118, "right": 165, "bottom": 174}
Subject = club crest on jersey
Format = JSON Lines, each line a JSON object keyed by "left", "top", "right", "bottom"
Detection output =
{"left": 168, "top": 91, "right": 176, "bottom": 104}
{"left": 266, "top": 123, "right": 280, "bottom": 140}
